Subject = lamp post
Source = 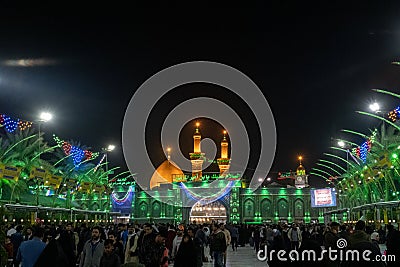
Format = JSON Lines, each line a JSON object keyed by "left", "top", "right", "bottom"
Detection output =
{"left": 35, "top": 112, "right": 52, "bottom": 217}
{"left": 101, "top": 145, "right": 115, "bottom": 215}
{"left": 368, "top": 102, "right": 387, "bottom": 144}
{"left": 103, "top": 144, "right": 115, "bottom": 179}
{"left": 37, "top": 112, "right": 52, "bottom": 161}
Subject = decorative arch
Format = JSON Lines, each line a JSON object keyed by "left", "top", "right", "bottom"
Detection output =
{"left": 244, "top": 198, "right": 255, "bottom": 217}
{"left": 152, "top": 201, "right": 161, "bottom": 217}
{"left": 260, "top": 199, "right": 272, "bottom": 218}
{"left": 139, "top": 201, "right": 148, "bottom": 218}
{"left": 166, "top": 201, "right": 174, "bottom": 217}
{"left": 92, "top": 202, "right": 100, "bottom": 211}
{"left": 294, "top": 198, "right": 304, "bottom": 217}
{"left": 277, "top": 198, "right": 288, "bottom": 218}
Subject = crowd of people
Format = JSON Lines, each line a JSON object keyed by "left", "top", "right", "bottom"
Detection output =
{"left": 2, "top": 220, "right": 400, "bottom": 267}
{"left": 248, "top": 221, "right": 400, "bottom": 267}
{"left": 2, "top": 221, "right": 247, "bottom": 267}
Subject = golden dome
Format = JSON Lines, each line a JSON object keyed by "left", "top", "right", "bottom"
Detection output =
{"left": 150, "top": 160, "right": 184, "bottom": 189}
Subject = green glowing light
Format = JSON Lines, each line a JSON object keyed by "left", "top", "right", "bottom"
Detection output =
{"left": 316, "top": 163, "right": 342, "bottom": 176}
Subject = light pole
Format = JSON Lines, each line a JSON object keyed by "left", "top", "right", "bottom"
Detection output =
{"left": 103, "top": 144, "right": 115, "bottom": 179}
{"left": 35, "top": 112, "right": 52, "bottom": 214}
{"left": 101, "top": 145, "right": 115, "bottom": 219}
{"left": 368, "top": 102, "right": 387, "bottom": 144}
{"left": 37, "top": 112, "right": 52, "bottom": 161}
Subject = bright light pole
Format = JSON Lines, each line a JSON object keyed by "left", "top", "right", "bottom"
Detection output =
{"left": 368, "top": 102, "right": 386, "bottom": 144}
{"left": 337, "top": 140, "right": 345, "bottom": 148}
{"left": 37, "top": 112, "right": 52, "bottom": 161}
{"left": 36, "top": 111, "right": 52, "bottom": 208}
{"left": 103, "top": 144, "right": 115, "bottom": 180}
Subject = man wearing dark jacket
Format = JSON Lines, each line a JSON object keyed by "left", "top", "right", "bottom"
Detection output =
{"left": 209, "top": 223, "right": 226, "bottom": 267}
{"left": 323, "top": 222, "right": 340, "bottom": 267}
{"left": 341, "top": 220, "right": 385, "bottom": 267}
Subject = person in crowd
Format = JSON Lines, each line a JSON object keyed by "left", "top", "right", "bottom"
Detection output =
{"left": 386, "top": 229, "right": 400, "bottom": 267}
{"left": 171, "top": 228, "right": 183, "bottom": 260}
{"left": 79, "top": 226, "right": 105, "bottom": 267}
{"left": 11, "top": 225, "right": 24, "bottom": 267}
{"left": 24, "top": 227, "right": 33, "bottom": 241}
{"left": 34, "top": 227, "right": 75, "bottom": 267}
{"left": 165, "top": 224, "right": 176, "bottom": 262}
{"left": 146, "top": 230, "right": 169, "bottom": 267}
{"left": 220, "top": 223, "right": 231, "bottom": 266}
{"left": 341, "top": 220, "right": 385, "bottom": 267}
{"left": 296, "top": 230, "right": 322, "bottom": 267}
{"left": 229, "top": 225, "right": 239, "bottom": 251}
{"left": 287, "top": 223, "right": 302, "bottom": 250}
{"left": 386, "top": 224, "right": 395, "bottom": 248}
{"left": 281, "top": 224, "right": 291, "bottom": 252}
{"left": 252, "top": 226, "right": 261, "bottom": 252}
{"left": 370, "top": 231, "right": 380, "bottom": 252}
{"left": 209, "top": 223, "right": 226, "bottom": 267}
{"left": 188, "top": 227, "right": 203, "bottom": 267}
{"left": 348, "top": 220, "right": 370, "bottom": 247}
{"left": 377, "top": 225, "right": 386, "bottom": 244}
{"left": 265, "top": 225, "right": 274, "bottom": 248}
{"left": 323, "top": 222, "right": 340, "bottom": 267}
{"left": 118, "top": 223, "right": 129, "bottom": 252}
{"left": 238, "top": 224, "right": 246, "bottom": 247}
{"left": 173, "top": 234, "right": 196, "bottom": 267}
{"left": 137, "top": 223, "right": 158, "bottom": 266}
{"left": 77, "top": 223, "right": 91, "bottom": 257}
{"left": 7, "top": 224, "right": 16, "bottom": 237}
{"left": 195, "top": 224, "right": 207, "bottom": 262}
{"left": 4, "top": 236, "right": 14, "bottom": 267}
{"left": 338, "top": 224, "right": 350, "bottom": 241}
{"left": 124, "top": 228, "right": 139, "bottom": 264}
{"left": 16, "top": 227, "right": 46, "bottom": 267}
{"left": 107, "top": 232, "right": 125, "bottom": 263}
{"left": 100, "top": 239, "right": 121, "bottom": 267}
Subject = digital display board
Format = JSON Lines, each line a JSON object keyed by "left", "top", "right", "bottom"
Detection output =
{"left": 311, "top": 188, "right": 337, "bottom": 207}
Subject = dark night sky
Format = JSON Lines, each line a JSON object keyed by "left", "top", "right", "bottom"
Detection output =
{"left": 1, "top": 3, "right": 400, "bottom": 188}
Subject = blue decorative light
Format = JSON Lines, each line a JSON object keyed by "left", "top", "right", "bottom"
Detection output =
{"left": 70, "top": 146, "right": 85, "bottom": 167}
{"left": 3, "top": 115, "right": 19, "bottom": 133}
{"left": 360, "top": 142, "right": 368, "bottom": 163}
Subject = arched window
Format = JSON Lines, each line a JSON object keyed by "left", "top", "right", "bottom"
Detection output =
{"left": 152, "top": 201, "right": 161, "bottom": 217}
{"left": 140, "top": 202, "right": 148, "bottom": 217}
{"left": 261, "top": 199, "right": 272, "bottom": 217}
{"left": 294, "top": 199, "right": 304, "bottom": 217}
{"left": 277, "top": 199, "right": 288, "bottom": 217}
{"left": 244, "top": 199, "right": 255, "bottom": 217}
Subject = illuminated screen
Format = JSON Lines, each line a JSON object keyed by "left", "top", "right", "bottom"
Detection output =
{"left": 311, "top": 188, "right": 337, "bottom": 207}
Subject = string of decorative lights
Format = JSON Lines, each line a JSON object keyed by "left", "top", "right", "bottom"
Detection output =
{"left": 351, "top": 130, "right": 376, "bottom": 163}
{"left": 53, "top": 134, "right": 99, "bottom": 167}
{"left": 0, "top": 114, "right": 32, "bottom": 133}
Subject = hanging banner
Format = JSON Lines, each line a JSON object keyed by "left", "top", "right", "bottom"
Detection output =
{"left": 44, "top": 174, "right": 63, "bottom": 189}
{"left": 29, "top": 167, "right": 47, "bottom": 182}
{"left": 111, "top": 186, "right": 134, "bottom": 215}
{"left": 92, "top": 184, "right": 105, "bottom": 193}
{"left": 0, "top": 164, "right": 21, "bottom": 181}
{"left": 65, "top": 178, "right": 77, "bottom": 188}
{"left": 78, "top": 181, "right": 92, "bottom": 193}
{"left": 384, "top": 209, "right": 388, "bottom": 224}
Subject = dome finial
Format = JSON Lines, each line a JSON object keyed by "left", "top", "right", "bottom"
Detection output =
{"left": 167, "top": 147, "right": 171, "bottom": 160}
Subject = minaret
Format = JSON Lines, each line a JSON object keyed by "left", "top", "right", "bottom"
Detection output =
{"left": 189, "top": 122, "right": 205, "bottom": 181}
{"left": 217, "top": 130, "right": 230, "bottom": 176}
{"left": 295, "top": 155, "right": 308, "bottom": 188}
